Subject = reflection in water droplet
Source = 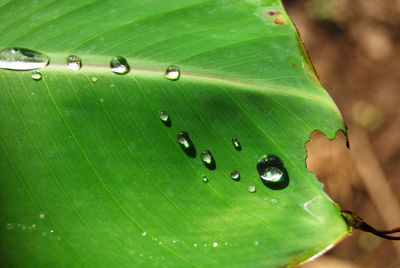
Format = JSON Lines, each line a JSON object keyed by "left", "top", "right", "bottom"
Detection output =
{"left": 257, "top": 154, "right": 289, "bottom": 190}
{"left": 66, "top": 55, "right": 82, "bottom": 71}
{"left": 0, "top": 47, "right": 50, "bottom": 70}
{"left": 200, "top": 150, "right": 212, "bottom": 164}
{"left": 232, "top": 138, "right": 241, "bottom": 150}
{"left": 248, "top": 185, "right": 256, "bottom": 193}
{"left": 110, "top": 56, "right": 130, "bottom": 75}
{"left": 177, "top": 131, "right": 190, "bottom": 148}
{"left": 91, "top": 77, "right": 98, "bottom": 83}
{"left": 31, "top": 71, "right": 42, "bottom": 81}
{"left": 164, "top": 65, "right": 180, "bottom": 81}
{"left": 201, "top": 176, "right": 208, "bottom": 183}
{"left": 230, "top": 170, "right": 240, "bottom": 181}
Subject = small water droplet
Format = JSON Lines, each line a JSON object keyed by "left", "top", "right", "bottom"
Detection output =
{"left": 6, "top": 223, "right": 13, "bottom": 230}
{"left": 177, "top": 131, "right": 190, "bottom": 148}
{"left": 231, "top": 138, "right": 241, "bottom": 151}
{"left": 50, "top": 229, "right": 54, "bottom": 233}
{"left": 159, "top": 111, "right": 171, "bottom": 126}
{"left": 164, "top": 65, "right": 180, "bottom": 81}
{"left": 142, "top": 231, "right": 147, "bottom": 237}
{"left": 172, "top": 240, "right": 177, "bottom": 243}
{"left": 66, "top": 55, "right": 82, "bottom": 71}
{"left": 248, "top": 185, "right": 256, "bottom": 193}
{"left": 253, "top": 240, "right": 259, "bottom": 246}
{"left": 200, "top": 150, "right": 212, "bottom": 164}
{"left": 159, "top": 111, "right": 169, "bottom": 122}
{"left": 200, "top": 150, "right": 216, "bottom": 170}
{"left": 0, "top": 47, "right": 50, "bottom": 70}
{"left": 39, "top": 213, "right": 45, "bottom": 219}
{"left": 158, "top": 241, "right": 162, "bottom": 245}
{"left": 193, "top": 243, "right": 198, "bottom": 247}
{"left": 31, "top": 71, "right": 42, "bottom": 81}
{"left": 110, "top": 56, "right": 130, "bottom": 75}
{"left": 201, "top": 176, "right": 208, "bottom": 183}
{"left": 91, "top": 77, "right": 98, "bottom": 83}
{"left": 230, "top": 170, "right": 240, "bottom": 181}
{"left": 213, "top": 242, "right": 218, "bottom": 247}
{"left": 257, "top": 154, "right": 289, "bottom": 189}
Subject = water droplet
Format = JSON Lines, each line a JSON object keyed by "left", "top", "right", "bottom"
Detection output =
{"left": 257, "top": 154, "right": 289, "bottom": 189}
{"left": 201, "top": 176, "right": 208, "bottom": 183}
{"left": 66, "top": 55, "right": 82, "bottom": 71}
{"left": 0, "top": 47, "right": 50, "bottom": 70}
{"left": 159, "top": 111, "right": 169, "bottom": 122}
{"left": 110, "top": 56, "right": 130, "bottom": 75}
{"left": 142, "top": 231, "right": 147, "bottom": 237}
{"left": 193, "top": 243, "right": 198, "bottom": 247}
{"left": 164, "top": 65, "right": 180, "bottom": 81}
{"left": 31, "top": 71, "right": 42, "bottom": 81}
{"left": 253, "top": 240, "right": 259, "bottom": 246}
{"left": 6, "top": 223, "right": 13, "bottom": 230}
{"left": 91, "top": 77, "right": 98, "bottom": 83}
{"left": 248, "top": 185, "right": 256, "bottom": 193}
{"left": 230, "top": 170, "right": 240, "bottom": 181}
{"left": 39, "top": 213, "right": 45, "bottom": 219}
{"left": 159, "top": 111, "right": 171, "bottom": 126}
{"left": 213, "top": 242, "right": 218, "bottom": 248}
{"left": 200, "top": 150, "right": 212, "bottom": 164}
{"left": 232, "top": 138, "right": 241, "bottom": 151}
{"left": 200, "top": 150, "right": 216, "bottom": 170}
{"left": 158, "top": 241, "right": 162, "bottom": 245}
{"left": 172, "top": 240, "right": 177, "bottom": 243}
{"left": 177, "top": 131, "right": 190, "bottom": 148}
{"left": 177, "top": 131, "right": 196, "bottom": 158}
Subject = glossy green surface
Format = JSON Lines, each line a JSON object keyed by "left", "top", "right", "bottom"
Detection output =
{"left": 0, "top": 0, "right": 349, "bottom": 267}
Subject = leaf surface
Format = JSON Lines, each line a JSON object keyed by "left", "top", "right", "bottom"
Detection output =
{"left": 0, "top": 0, "right": 349, "bottom": 267}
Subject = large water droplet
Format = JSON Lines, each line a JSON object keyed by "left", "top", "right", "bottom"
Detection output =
{"left": 110, "top": 56, "right": 130, "bottom": 75}
{"left": 230, "top": 170, "right": 240, "bottom": 181}
{"left": 257, "top": 154, "right": 289, "bottom": 189}
{"left": 31, "top": 71, "right": 42, "bottom": 81}
{"left": 67, "top": 55, "right": 82, "bottom": 71}
{"left": 0, "top": 47, "right": 50, "bottom": 70}
{"left": 177, "top": 131, "right": 190, "bottom": 148}
{"left": 232, "top": 138, "right": 241, "bottom": 151}
{"left": 164, "top": 65, "right": 180, "bottom": 81}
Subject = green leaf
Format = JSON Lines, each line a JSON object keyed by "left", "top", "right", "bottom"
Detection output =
{"left": 0, "top": 0, "right": 349, "bottom": 267}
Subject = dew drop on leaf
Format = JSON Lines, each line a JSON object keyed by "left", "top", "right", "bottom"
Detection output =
{"left": 164, "top": 65, "right": 180, "bottom": 81}
{"left": 230, "top": 170, "right": 240, "bottom": 181}
{"left": 159, "top": 111, "right": 169, "bottom": 122}
{"left": 231, "top": 137, "right": 241, "bottom": 150}
{"left": 201, "top": 176, "right": 208, "bottom": 183}
{"left": 213, "top": 242, "right": 218, "bottom": 247}
{"left": 176, "top": 131, "right": 190, "bottom": 148}
{"left": 0, "top": 47, "right": 50, "bottom": 70}
{"left": 91, "top": 77, "right": 98, "bottom": 83}
{"left": 110, "top": 56, "right": 130, "bottom": 75}
{"left": 200, "top": 150, "right": 212, "bottom": 164}
{"left": 248, "top": 185, "right": 256, "bottom": 193}
{"left": 31, "top": 71, "right": 42, "bottom": 81}
{"left": 256, "top": 154, "right": 284, "bottom": 182}
{"left": 66, "top": 55, "right": 82, "bottom": 71}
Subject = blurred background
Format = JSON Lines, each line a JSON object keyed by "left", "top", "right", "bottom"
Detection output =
{"left": 282, "top": 0, "right": 400, "bottom": 267}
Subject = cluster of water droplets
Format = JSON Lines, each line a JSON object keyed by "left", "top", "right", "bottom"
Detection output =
{"left": 158, "top": 111, "right": 288, "bottom": 192}
{"left": 0, "top": 47, "right": 183, "bottom": 82}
